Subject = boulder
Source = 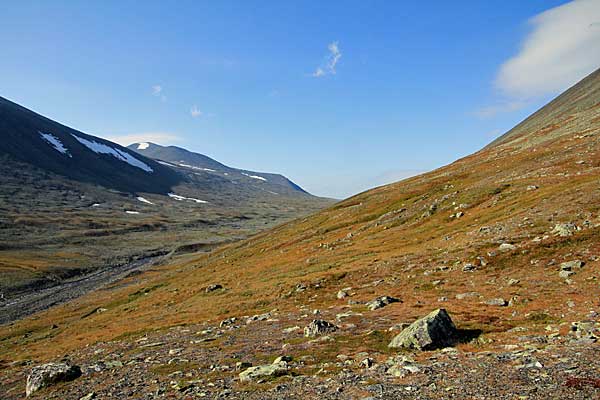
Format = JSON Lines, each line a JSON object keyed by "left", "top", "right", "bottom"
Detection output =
{"left": 304, "top": 319, "right": 338, "bottom": 337}
{"left": 559, "top": 270, "right": 575, "bottom": 279}
{"left": 388, "top": 309, "right": 457, "bottom": 350}
{"left": 239, "top": 362, "right": 288, "bottom": 382}
{"left": 551, "top": 223, "right": 578, "bottom": 237}
{"left": 560, "top": 260, "right": 584, "bottom": 271}
{"left": 485, "top": 298, "right": 508, "bottom": 306}
{"left": 26, "top": 363, "right": 81, "bottom": 396}
{"left": 498, "top": 243, "right": 517, "bottom": 252}
{"left": 205, "top": 284, "right": 223, "bottom": 293}
{"left": 366, "top": 296, "right": 400, "bottom": 311}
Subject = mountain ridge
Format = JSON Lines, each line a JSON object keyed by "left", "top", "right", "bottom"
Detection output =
{"left": 128, "top": 142, "right": 309, "bottom": 195}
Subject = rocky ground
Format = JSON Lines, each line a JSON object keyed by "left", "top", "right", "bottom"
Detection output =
{"left": 1, "top": 301, "right": 598, "bottom": 399}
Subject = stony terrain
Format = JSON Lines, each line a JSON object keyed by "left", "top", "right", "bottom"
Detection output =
{"left": 1, "top": 70, "right": 600, "bottom": 399}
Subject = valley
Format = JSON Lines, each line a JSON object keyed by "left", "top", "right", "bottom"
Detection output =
{"left": 1, "top": 68, "right": 599, "bottom": 398}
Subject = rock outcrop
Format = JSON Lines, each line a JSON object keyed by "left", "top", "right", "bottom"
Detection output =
{"left": 366, "top": 296, "right": 400, "bottom": 311}
{"left": 26, "top": 363, "right": 81, "bottom": 396}
{"left": 304, "top": 319, "right": 338, "bottom": 337}
{"left": 388, "top": 309, "right": 457, "bottom": 350}
{"left": 239, "top": 361, "right": 289, "bottom": 382}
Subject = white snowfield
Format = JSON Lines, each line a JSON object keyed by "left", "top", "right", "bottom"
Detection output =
{"left": 71, "top": 134, "right": 154, "bottom": 172}
{"left": 125, "top": 210, "right": 140, "bottom": 214}
{"left": 168, "top": 192, "right": 208, "bottom": 204}
{"left": 39, "top": 132, "right": 71, "bottom": 157}
{"left": 242, "top": 172, "right": 267, "bottom": 181}
{"left": 137, "top": 196, "right": 154, "bottom": 205}
{"left": 137, "top": 142, "right": 150, "bottom": 150}
{"left": 157, "top": 161, "right": 176, "bottom": 167}
{"left": 177, "top": 162, "right": 216, "bottom": 172}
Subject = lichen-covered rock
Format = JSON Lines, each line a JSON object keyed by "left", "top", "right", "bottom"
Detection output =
{"left": 366, "top": 296, "right": 400, "bottom": 311}
{"left": 388, "top": 309, "right": 457, "bottom": 350}
{"left": 304, "top": 319, "right": 338, "bottom": 337}
{"left": 560, "top": 260, "right": 584, "bottom": 271}
{"left": 559, "top": 270, "right": 575, "bottom": 279}
{"left": 26, "top": 363, "right": 81, "bottom": 396}
{"left": 238, "top": 362, "right": 288, "bottom": 382}
{"left": 485, "top": 298, "right": 507, "bottom": 306}
{"left": 552, "top": 223, "right": 578, "bottom": 237}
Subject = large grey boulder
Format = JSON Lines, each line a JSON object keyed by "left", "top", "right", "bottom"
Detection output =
{"left": 388, "top": 309, "right": 457, "bottom": 350}
{"left": 26, "top": 363, "right": 81, "bottom": 396}
{"left": 239, "top": 361, "right": 288, "bottom": 382}
{"left": 304, "top": 319, "right": 338, "bottom": 337}
{"left": 366, "top": 296, "right": 400, "bottom": 311}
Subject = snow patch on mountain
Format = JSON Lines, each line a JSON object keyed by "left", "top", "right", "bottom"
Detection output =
{"left": 242, "top": 172, "right": 267, "bottom": 181}
{"left": 72, "top": 135, "right": 154, "bottom": 172}
{"left": 168, "top": 193, "right": 208, "bottom": 204}
{"left": 39, "top": 132, "right": 71, "bottom": 157}
{"left": 177, "top": 162, "right": 217, "bottom": 172}
{"left": 137, "top": 142, "right": 150, "bottom": 150}
{"left": 137, "top": 196, "right": 154, "bottom": 205}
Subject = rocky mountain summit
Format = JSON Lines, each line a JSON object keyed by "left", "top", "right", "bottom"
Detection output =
{"left": 2, "top": 69, "right": 600, "bottom": 398}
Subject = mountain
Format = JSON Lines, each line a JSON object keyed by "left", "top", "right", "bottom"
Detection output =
{"left": 0, "top": 96, "right": 182, "bottom": 194}
{"left": 2, "top": 70, "right": 600, "bottom": 399}
{"left": 128, "top": 142, "right": 308, "bottom": 194}
{"left": 0, "top": 96, "right": 333, "bottom": 301}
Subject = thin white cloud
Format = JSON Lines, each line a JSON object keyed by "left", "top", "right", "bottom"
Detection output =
{"left": 190, "top": 105, "right": 202, "bottom": 118}
{"left": 477, "top": 0, "right": 600, "bottom": 119}
{"left": 151, "top": 85, "right": 167, "bottom": 102}
{"left": 474, "top": 100, "right": 528, "bottom": 119}
{"left": 102, "top": 132, "right": 182, "bottom": 146}
{"left": 497, "top": 0, "right": 600, "bottom": 98}
{"left": 311, "top": 41, "right": 342, "bottom": 77}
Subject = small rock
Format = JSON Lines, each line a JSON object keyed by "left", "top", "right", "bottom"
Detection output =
{"left": 219, "top": 317, "right": 236, "bottom": 327}
{"left": 559, "top": 270, "right": 575, "bottom": 279}
{"left": 282, "top": 326, "right": 300, "bottom": 334}
{"left": 336, "top": 290, "right": 348, "bottom": 299}
{"left": 205, "top": 284, "right": 223, "bottom": 293}
{"left": 551, "top": 223, "right": 578, "bottom": 237}
{"left": 80, "top": 393, "right": 96, "bottom": 400}
{"left": 273, "top": 356, "right": 292, "bottom": 364}
{"left": 388, "top": 309, "right": 457, "bottom": 350}
{"left": 498, "top": 243, "right": 517, "bottom": 252}
{"left": 462, "top": 263, "right": 477, "bottom": 272}
{"left": 366, "top": 296, "right": 401, "bottom": 311}
{"left": 235, "top": 361, "right": 253, "bottom": 371}
{"left": 304, "top": 320, "right": 338, "bottom": 337}
{"left": 507, "top": 278, "right": 520, "bottom": 286}
{"left": 455, "top": 292, "right": 480, "bottom": 300}
{"left": 246, "top": 313, "right": 271, "bottom": 324}
{"left": 560, "top": 260, "right": 584, "bottom": 271}
{"left": 26, "top": 363, "right": 82, "bottom": 396}
{"left": 485, "top": 298, "right": 508, "bottom": 307}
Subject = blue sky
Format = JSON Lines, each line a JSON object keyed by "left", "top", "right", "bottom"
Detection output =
{"left": 2, "top": 0, "right": 599, "bottom": 198}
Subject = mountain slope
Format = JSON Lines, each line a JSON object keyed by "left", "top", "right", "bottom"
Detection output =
{"left": 0, "top": 97, "right": 333, "bottom": 302}
{"left": 488, "top": 67, "right": 600, "bottom": 149}
{"left": 128, "top": 142, "right": 308, "bottom": 195}
{"left": 0, "top": 96, "right": 182, "bottom": 194}
{"left": 2, "top": 70, "right": 600, "bottom": 398}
